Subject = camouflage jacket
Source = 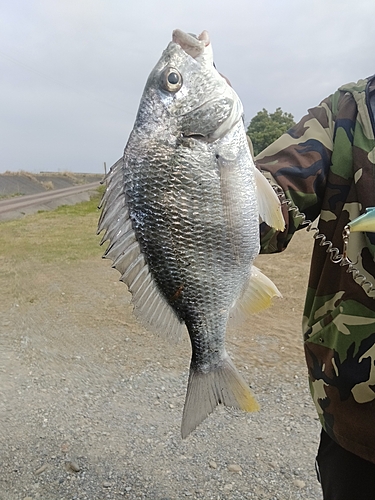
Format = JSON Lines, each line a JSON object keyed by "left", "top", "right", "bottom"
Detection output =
{"left": 256, "top": 75, "right": 375, "bottom": 463}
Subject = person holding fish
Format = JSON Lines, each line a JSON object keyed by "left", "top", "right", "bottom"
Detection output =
{"left": 98, "top": 26, "right": 374, "bottom": 500}
{"left": 255, "top": 74, "right": 375, "bottom": 499}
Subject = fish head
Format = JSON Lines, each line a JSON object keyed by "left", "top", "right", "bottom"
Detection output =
{"left": 134, "top": 29, "right": 243, "bottom": 143}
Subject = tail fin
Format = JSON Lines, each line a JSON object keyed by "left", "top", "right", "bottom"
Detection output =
{"left": 181, "top": 356, "right": 259, "bottom": 438}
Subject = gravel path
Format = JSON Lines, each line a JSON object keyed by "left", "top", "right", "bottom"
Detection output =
{"left": 0, "top": 221, "right": 323, "bottom": 499}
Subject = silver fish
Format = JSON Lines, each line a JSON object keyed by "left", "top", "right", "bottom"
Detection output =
{"left": 98, "top": 29, "right": 284, "bottom": 438}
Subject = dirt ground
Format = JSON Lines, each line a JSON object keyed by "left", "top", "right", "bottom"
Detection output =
{"left": 0, "top": 211, "right": 323, "bottom": 499}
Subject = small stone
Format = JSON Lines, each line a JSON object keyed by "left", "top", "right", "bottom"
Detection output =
{"left": 227, "top": 463, "right": 242, "bottom": 473}
{"left": 61, "top": 443, "right": 69, "bottom": 453}
{"left": 293, "top": 479, "right": 306, "bottom": 488}
{"left": 23, "top": 497, "right": 33, "bottom": 500}
{"left": 223, "top": 484, "right": 234, "bottom": 491}
{"left": 66, "top": 461, "right": 80, "bottom": 473}
{"left": 34, "top": 464, "right": 48, "bottom": 475}
{"left": 209, "top": 461, "right": 217, "bottom": 469}
{"left": 103, "top": 482, "right": 111, "bottom": 488}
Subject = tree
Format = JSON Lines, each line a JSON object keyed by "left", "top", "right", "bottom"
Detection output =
{"left": 246, "top": 107, "right": 295, "bottom": 157}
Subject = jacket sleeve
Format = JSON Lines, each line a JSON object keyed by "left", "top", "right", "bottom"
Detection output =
{"left": 255, "top": 94, "right": 336, "bottom": 253}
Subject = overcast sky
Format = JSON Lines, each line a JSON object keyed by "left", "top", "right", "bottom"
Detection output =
{"left": 1, "top": 0, "right": 374, "bottom": 174}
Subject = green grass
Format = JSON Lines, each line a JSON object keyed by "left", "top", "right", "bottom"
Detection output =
{"left": 0, "top": 187, "right": 107, "bottom": 264}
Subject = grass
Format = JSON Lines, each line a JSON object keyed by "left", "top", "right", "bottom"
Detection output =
{"left": 0, "top": 186, "right": 106, "bottom": 264}
{"left": 0, "top": 192, "right": 24, "bottom": 200}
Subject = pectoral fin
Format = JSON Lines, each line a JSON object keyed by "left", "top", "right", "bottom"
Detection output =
{"left": 254, "top": 168, "right": 285, "bottom": 231}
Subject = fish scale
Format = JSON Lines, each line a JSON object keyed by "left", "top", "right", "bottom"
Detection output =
{"left": 126, "top": 159, "right": 232, "bottom": 312}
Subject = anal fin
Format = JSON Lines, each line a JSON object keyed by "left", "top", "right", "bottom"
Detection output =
{"left": 229, "top": 266, "right": 282, "bottom": 327}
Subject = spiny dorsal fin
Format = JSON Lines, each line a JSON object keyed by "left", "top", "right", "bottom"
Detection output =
{"left": 97, "top": 159, "right": 186, "bottom": 341}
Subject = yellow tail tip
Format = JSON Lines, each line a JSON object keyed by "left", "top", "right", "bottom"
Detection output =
{"left": 181, "top": 356, "right": 259, "bottom": 438}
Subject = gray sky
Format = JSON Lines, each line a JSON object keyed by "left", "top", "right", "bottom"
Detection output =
{"left": 1, "top": 0, "right": 374, "bottom": 174}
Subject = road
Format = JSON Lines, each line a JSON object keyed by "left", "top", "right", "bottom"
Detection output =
{"left": 0, "top": 181, "right": 100, "bottom": 214}
{"left": 0, "top": 181, "right": 101, "bottom": 220}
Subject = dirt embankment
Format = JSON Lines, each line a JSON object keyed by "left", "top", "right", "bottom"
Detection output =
{"left": 0, "top": 172, "right": 103, "bottom": 198}
{"left": 0, "top": 172, "right": 103, "bottom": 221}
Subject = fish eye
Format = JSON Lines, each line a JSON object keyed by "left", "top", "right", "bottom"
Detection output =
{"left": 162, "top": 68, "right": 183, "bottom": 93}
{"left": 168, "top": 72, "right": 179, "bottom": 85}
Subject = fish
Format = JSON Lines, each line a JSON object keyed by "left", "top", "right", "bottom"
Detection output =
{"left": 97, "top": 29, "right": 285, "bottom": 438}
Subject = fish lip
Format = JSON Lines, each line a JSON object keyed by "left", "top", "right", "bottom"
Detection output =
{"left": 172, "top": 29, "right": 209, "bottom": 59}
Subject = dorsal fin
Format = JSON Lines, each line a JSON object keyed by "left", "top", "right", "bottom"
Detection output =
{"left": 98, "top": 159, "right": 186, "bottom": 340}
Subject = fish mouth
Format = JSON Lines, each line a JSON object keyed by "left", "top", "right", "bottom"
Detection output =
{"left": 172, "top": 30, "right": 210, "bottom": 59}
{"left": 171, "top": 29, "right": 243, "bottom": 141}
